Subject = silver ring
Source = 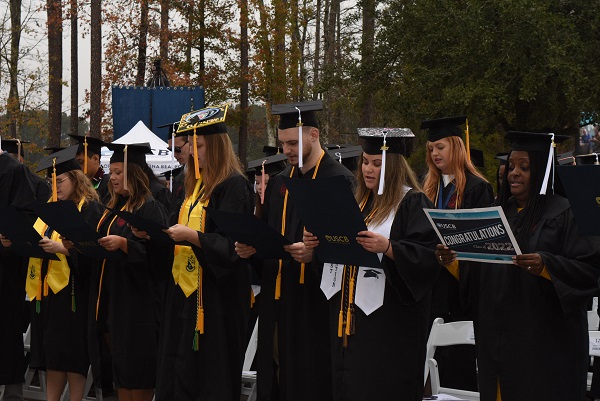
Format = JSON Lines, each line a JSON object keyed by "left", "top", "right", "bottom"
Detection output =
{"left": 439, "top": 255, "right": 443, "bottom": 262}
{"left": 527, "top": 266, "right": 532, "bottom": 270}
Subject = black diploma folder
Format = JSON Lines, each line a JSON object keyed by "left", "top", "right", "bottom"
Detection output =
{"left": 0, "top": 206, "right": 59, "bottom": 260}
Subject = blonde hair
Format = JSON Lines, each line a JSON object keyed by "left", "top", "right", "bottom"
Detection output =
{"left": 65, "top": 169, "right": 100, "bottom": 204}
{"left": 185, "top": 133, "right": 245, "bottom": 200}
{"left": 107, "top": 163, "right": 150, "bottom": 211}
{"left": 422, "top": 136, "right": 487, "bottom": 207}
{"left": 355, "top": 153, "right": 422, "bottom": 227}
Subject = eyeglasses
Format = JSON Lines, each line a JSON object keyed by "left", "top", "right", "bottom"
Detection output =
{"left": 56, "top": 177, "right": 69, "bottom": 185}
{"left": 169, "top": 142, "right": 189, "bottom": 154}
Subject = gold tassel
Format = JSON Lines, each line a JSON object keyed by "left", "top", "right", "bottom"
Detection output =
{"left": 52, "top": 158, "right": 57, "bottom": 202}
{"left": 96, "top": 260, "right": 106, "bottom": 320}
{"left": 193, "top": 128, "right": 200, "bottom": 179}
{"left": 345, "top": 306, "right": 353, "bottom": 336}
{"left": 299, "top": 263, "right": 305, "bottom": 284}
{"left": 337, "top": 310, "right": 344, "bottom": 338}
{"left": 83, "top": 136, "right": 88, "bottom": 174}
{"left": 250, "top": 289, "right": 255, "bottom": 308}
{"left": 465, "top": 119, "right": 471, "bottom": 162}
{"left": 198, "top": 307, "right": 205, "bottom": 334}
{"left": 43, "top": 274, "right": 49, "bottom": 297}
{"left": 275, "top": 261, "right": 282, "bottom": 300}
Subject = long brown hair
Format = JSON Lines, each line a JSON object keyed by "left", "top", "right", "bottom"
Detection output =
{"left": 107, "top": 163, "right": 150, "bottom": 211}
{"left": 185, "top": 133, "right": 245, "bottom": 201}
{"left": 422, "top": 136, "right": 487, "bottom": 207}
{"left": 355, "top": 153, "right": 422, "bottom": 227}
{"left": 65, "top": 169, "right": 99, "bottom": 204}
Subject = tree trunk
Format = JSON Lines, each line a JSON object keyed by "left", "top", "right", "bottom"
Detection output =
{"left": 312, "top": 0, "right": 321, "bottom": 100}
{"left": 70, "top": 0, "right": 78, "bottom": 136}
{"left": 136, "top": 0, "right": 149, "bottom": 86}
{"left": 47, "top": 0, "right": 63, "bottom": 147}
{"left": 7, "top": 0, "right": 22, "bottom": 139}
{"left": 239, "top": 0, "right": 249, "bottom": 166}
{"left": 358, "top": 0, "right": 375, "bottom": 127}
{"left": 90, "top": 0, "right": 101, "bottom": 139}
{"left": 199, "top": 0, "right": 205, "bottom": 87}
{"left": 160, "top": 0, "right": 170, "bottom": 63}
{"left": 273, "top": 0, "right": 287, "bottom": 104}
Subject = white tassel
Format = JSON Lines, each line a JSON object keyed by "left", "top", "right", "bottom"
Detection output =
{"left": 378, "top": 131, "right": 388, "bottom": 195}
{"left": 539, "top": 133, "right": 554, "bottom": 195}
{"left": 295, "top": 106, "right": 303, "bottom": 169}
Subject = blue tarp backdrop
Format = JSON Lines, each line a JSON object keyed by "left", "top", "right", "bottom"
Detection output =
{"left": 112, "top": 86, "right": 205, "bottom": 141}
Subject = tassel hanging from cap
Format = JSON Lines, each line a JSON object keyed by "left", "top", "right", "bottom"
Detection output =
{"left": 539, "top": 133, "right": 555, "bottom": 195}
{"left": 595, "top": 154, "right": 599, "bottom": 165}
{"left": 260, "top": 160, "right": 267, "bottom": 204}
{"left": 295, "top": 106, "right": 303, "bottom": 168}
{"left": 299, "top": 263, "right": 305, "bottom": 284}
{"left": 275, "top": 261, "right": 282, "bottom": 300}
{"left": 43, "top": 273, "right": 49, "bottom": 297}
{"left": 465, "top": 119, "right": 471, "bottom": 162}
{"left": 83, "top": 136, "right": 88, "bottom": 174}
{"left": 250, "top": 289, "right": 255, "bottom": 308}
{"left": 123, "top": 145, "right": 129, "bottom": 191}
{"left": 193, "top": 128, "right": 201, "bottom": 179}
{"left": 377, "top": 131, "right": 389, "bottom": 195}
{"left": 51, "top": 158, "right": 58, "bottom": 202}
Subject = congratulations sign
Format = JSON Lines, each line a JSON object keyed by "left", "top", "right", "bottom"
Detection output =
{"left": 424, "top": 206, "right": 521, "bottom": 264}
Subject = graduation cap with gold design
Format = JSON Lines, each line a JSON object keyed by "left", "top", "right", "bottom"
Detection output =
{"left": 271, "top": 100, "right": 323, "bottom": 168}
{"left": 36, "top": 145, "right": 81, "bottom": 202}
{"left": 358, "top": 128, "right": 415, "bottom": 195}
{"left": 176, "top": 104, "right": 229, "bottom": 180}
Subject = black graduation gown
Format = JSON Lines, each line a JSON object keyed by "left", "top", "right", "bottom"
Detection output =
{"left": 328, "top": 190, "right": 439, "bottom": 401}
{"left": 476, "top": 195, "right": 600, "bottom": 401}
{"left": 0, "top": 154, "right": 50, "bottom": 385}
{"left": 256, "top": 152, "right": 355, "bottom": 401}
{"left": 155, "top": 173, "right": 254, "bottom": 401}
{"left": 30, "top": 201, "right": 103, "bottom": 375}
{"left": 150, "top": 177, "right": 172, "bottom": 212}
{"left": 428, "top": 172, "right": 494, "bottom": 391}
{"left": 89, "top": 195, "right": 167, "bottom": 389}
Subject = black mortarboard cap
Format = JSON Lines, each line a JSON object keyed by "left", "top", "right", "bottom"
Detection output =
{"left": 271, "top": 100, "right": 323, "bottom": 130}
{"left": 2, "top": 138, "right": 29, "bottom": 157}
{"left": 159, "top": 166, "right": 184, "bottom": 180}
{"left": 176, "top": 104, "right": 228, "bottom": 136}
{"left": 558, "top": 151, "right": 575, "bottom": 166}
{"left": 470, "top": 148, "right": 484, "bottom": 168}
{"left": 44, "top": 146, "right": 65, "bottom": 154}
{"left": 575, "top": 153, "right": 600, "bottom": 165}
{"left": 36, "top": 145, "right": 81, "bottom": 177}
{"left": 107, "top": 142, "right": 153, "bottom": 166}
{"left": 248, "top": 153, "right": 288, "bottom": 177}
{"left": 420, "top": 115, "right": 467, "bottom": 142}
{"left": 495, "top": 152, "right": 509, "bottom": 164}
{"left": 263, "top": 145, "right": 283, "bottom": 156}
{"left": 505, "top": 131, "right": 569, "bottom": 152}
{"left": 157, "top": 121, "right": 180, "bottom": 136}
{"left": 357, "top": 128, "right": 415, "bottom": 156}
{"left": 69, "top": 134, "right": 104, "bottom": 156}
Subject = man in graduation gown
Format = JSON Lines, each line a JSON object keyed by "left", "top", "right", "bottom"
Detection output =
{"left": 70, "top": 134, "right": 110, "bottom": 203}
{"left": 236, "top": 101, "right": 356, "bottom": 401}
{"left": 0, "top": 141, "right": 51, "bottom": 401}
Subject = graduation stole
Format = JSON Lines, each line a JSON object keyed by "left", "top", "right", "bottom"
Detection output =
{"left": 275, "top": 149, "right": 325, "bottom": 300}
{"left": 434, "top": 176, "right": 459, "bottom": 210}
{"left": 26, "top": 198, "right": 85, "bottom": 312}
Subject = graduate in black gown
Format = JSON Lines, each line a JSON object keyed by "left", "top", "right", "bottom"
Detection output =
{"left": 90, "top": 143, "right": 167, "bottom": 401}
{"left": 0, "top": 139, "right": 51, "bottom": 401}
{"left": 421, "top": 116, "right": 494, "bottom": 391}
{"left": 437, "top": 131, "right": 600, "bottom": 401}
{"left": 304, "top": 128, "right": 440, "bottom": 401}
{"left": 154, "top": 105, "right": 254, "bottom": 401}
{"left": 21, "top": 147, "right": 102, "bottom": 401}
{"left": 235, "top": 101, "right": 355, "bottom": 401}
{"left": 69, "top": 135, "right": 110, "bottom": 204}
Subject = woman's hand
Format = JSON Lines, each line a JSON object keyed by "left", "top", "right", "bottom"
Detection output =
{"left": 235, "top": 242, "right": 256, "bottom": 259}
{"left": 513, "top": 253, "right": 544, "bottom": 275}
{"left": 435, "top": 244, "right": 456, "bottom": 266}
{"left": 303, "top": 230, "right": 319, "bottom": 250}
{"left": 131, "top": 226, "right": 150, "bottom": 240}
{"left": 284, "top": 242, "right": 313, "bottom": 263}
{"left": 60, "top": 236, "right": 75, "bottom": 250}
{"left": 0, "top": 234, "right": 12, "bottom": 248}
{"left": 164, "top": 224, "right": 197, "bottom": 243}
{"left": 356, "top": 230, "right": 390, "bottom": 254}
{"left": 98, "top": 235, "right": 127, "bottom": 252}
{"left": 39, "top": 236, "right": 69, "bottom": 255}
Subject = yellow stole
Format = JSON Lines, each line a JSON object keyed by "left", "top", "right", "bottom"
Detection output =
{"left": 26, "top": 199, "right": 85, "bottom": 304}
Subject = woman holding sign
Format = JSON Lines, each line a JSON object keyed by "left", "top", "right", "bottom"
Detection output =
{"left": 304, "top": 128, "right": 439, "bottom": 401}
{"left": 421, "top": 116, "right": 494, "bottom": 391}
{"left": 1, "top": 146, "right": 102, "bottom": 401}
{"left": 437, "top": 131, "right": 600, "bottom": 401}
{"left": 154, "top": 106, "right": 254, "bottom": 401}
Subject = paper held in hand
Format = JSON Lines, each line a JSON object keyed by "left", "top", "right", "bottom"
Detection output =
{"left": 423, "top": 206, "right": 521, "bottom": 264}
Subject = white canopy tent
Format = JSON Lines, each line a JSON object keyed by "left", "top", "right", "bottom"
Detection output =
{"left": 100, "top": 120, "right": 180, "bottom": 176}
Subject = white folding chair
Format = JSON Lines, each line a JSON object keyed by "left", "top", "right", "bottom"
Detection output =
{"left": 241, "top": 318, "right": 258, "bottom": 401}
{"left": 22, "top": 324, "right": 47, "bottom": 400}
{"left": 424, "top": 317, "right": 480, "bottom": 401}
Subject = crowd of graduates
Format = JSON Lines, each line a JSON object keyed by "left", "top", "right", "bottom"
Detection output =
{"left": 1, "top": 101, "right": 600, "bottom": 401}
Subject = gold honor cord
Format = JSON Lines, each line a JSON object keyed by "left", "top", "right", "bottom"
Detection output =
{"left": 275, "top": 150, "right": 326, "bottom": 300}
{"left": 83, "top": 136, "right": 88, "bottom": 174}
{"left": 95, "top": 204, "right": 128, "bottom": 320}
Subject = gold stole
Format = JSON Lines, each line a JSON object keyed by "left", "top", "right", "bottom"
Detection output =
{"left": 275, "top": 150, "right": 325, "bottom": 300}
{"left": 26, "top": 199, "right": 85, "bottom": 308}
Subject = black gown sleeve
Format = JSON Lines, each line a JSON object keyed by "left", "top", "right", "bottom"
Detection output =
{"left": 386, "top": 190, "right": 440, "bottom": 303}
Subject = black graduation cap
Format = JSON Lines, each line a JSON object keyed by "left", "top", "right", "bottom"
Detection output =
{"left": 575, "top": 153, "right": 600, "bottom": 165}
{"left": 248, "top": 153, "right": 288, "bottom": 177}
{"left": 495, "top": 152, "right": 509, "bottom": 164}
{"left": 1, "top": 138, "right": 29, "bottom": 157}
{"left": 558, "top": 151, "right": 575, "bottom": 166}
{"left": 420, "top": 115, "right": 467, "bottom": 142}
{"left": 470, "top": 148, "right": 484, "bottom": 168}
{"left": 107, "top": 142, "right": 153, "bottom": 166}
{"left": 271, "top": 100, "right": 323, "bottom": 130}
{"left": 44, "top": 146, "right": 65, "bottom": 154}
{"left": 36, "top": 145, "right": 81, "bottom": 177}
{"left": 69, "top": 134, "right": 104, "bottom": 156}
{"left": 327, "top": 145, "right": 363, "bottom": 165}
{"left": 159, "top": 166, "right": 184, "bottom": 181}
{"left": 157, "top": 121, "right": 180, "bottom": 137}
{"left": 176, "top": 104, "right": 228, "bottom": 135}
{"left": 263, "top": 145, "right": 283, "bottom": 156}
{"left": 363, "top": 269, "right": 382, "bottom": 279}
